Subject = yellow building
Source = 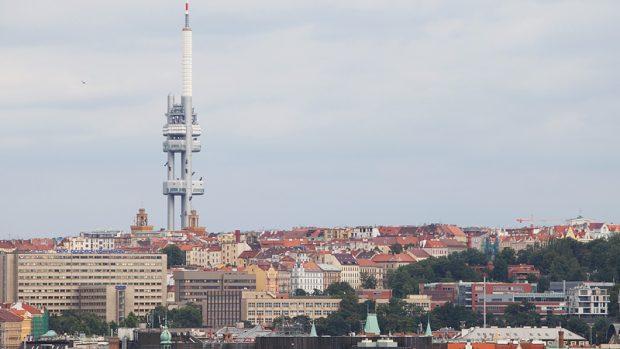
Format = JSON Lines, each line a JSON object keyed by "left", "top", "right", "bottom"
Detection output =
{"left": 246, "top": 264, "right": 278, "bottom": 293}
{"left": 0, "top": 309, "right": 23, "bottom": 349}
{"left": 375, "top": 294, "right": 432, "bottom": 312}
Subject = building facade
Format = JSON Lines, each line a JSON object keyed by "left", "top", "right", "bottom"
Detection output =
{"left": 173, "top": 270, "right": 256, "bottom": 328}
{"left": 241, "top": 291, "right": 341, "bottom": 325}
{"left": 0, "top": 252, "right": 167, "bottom": 318}
{"left": 567, "top": 284, "right": 610, "bottom": 316}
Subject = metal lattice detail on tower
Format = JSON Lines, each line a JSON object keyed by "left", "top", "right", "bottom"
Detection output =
{"left": 162, "top": 1, "right": 204, "bottom": 230}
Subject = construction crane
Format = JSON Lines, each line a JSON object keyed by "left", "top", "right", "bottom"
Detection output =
{"left": 516, "top": 215, "right": 549, "bottom": 228}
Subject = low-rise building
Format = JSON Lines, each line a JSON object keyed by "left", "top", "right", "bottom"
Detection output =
{"left": 241, "top": 291, "right": 341, "bottom": 325}
{"left": 357, "top": 259, "right": 383, "bottom": 289}
{"left": 507, "top": 264, "right": 540, "bottom": 283}
{"left": 317, "top": 264, "right": 341, "bottom": 290}
{"left": 457, "top": 327, "right": 588, "bottom": 347}
{"left": 0, "top": 309, "right": 23, "bottom": 349}
{"left": 371, "top": 253, "right": 416, "bottom": 272}
{"left": 376, "top": 294, "right": 432, "bottom": 312}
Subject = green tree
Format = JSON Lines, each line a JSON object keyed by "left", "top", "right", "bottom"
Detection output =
{"left": 376, "top": 298, "right": 421, "bottom": 333}
{"left": 431, "top": 302, "right": 481, "bottom": 329}
{"left": 609, "top": 284, "right": 620, "bottom": 319}
{"left": 272, "top": 316, "right": 292, "bottom": 329}
{"left": 389, "top": 244, "right": 404, "bottom": 254}
{"left": 292, "top": 315, "right": 312, "bottom": 334}
{"left": 49, "top": 310, "right": 109, "bottom": 336}
{"left": 361, "top": 272, "right": 378, "bottom": 289}
{"left": 161, "top": 245, "right": 185, "bottom": 267}
{"left": 537, "top": 276, "right": 550, "bottom": 292}
{"left": 318, "top": 312, "right": 348, "bottom": 335}
{"left": 387, "top": 250, "right": 483, "bottom": 298}
{"left": 325, "top": 282, "right": 355, "bottom": 297}
{"left": 565, "top": 317, "right": 589, "bottom": 340}
{"left": 119, "top": 312, "right": 139, "bottom": 328}
{"left": 592, "top": 318, "right": 609, "bottom": 344}
{"left": 294, "top": 288, "right": 308, "bottom": 296}
{"left": 169, "top": 304, "right": 202, "bottom": 328}
{"left": 503, "top": 301, "right": 540, "bottom": 327}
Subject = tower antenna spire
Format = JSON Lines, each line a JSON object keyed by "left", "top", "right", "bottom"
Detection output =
{"left": 185, "top": 1, "right": 190, "bottom": 28}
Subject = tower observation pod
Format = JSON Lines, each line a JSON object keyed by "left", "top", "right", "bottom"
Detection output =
{"left": 162, "top": 0, "right": 204, "bottom": 230}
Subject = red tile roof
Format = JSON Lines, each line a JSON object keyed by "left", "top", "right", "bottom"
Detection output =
{"left": 0, "top": 309, "right": 23, "bottom": 322}
{"left": 371, "top": 253, "right": 416, "bottom": 263}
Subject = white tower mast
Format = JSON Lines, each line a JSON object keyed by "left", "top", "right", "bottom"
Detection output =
{"left": 162, "top": 1, "right": 204, "bottom": 230}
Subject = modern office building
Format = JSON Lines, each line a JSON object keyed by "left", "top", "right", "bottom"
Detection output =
{"left": 0, "top": 251, "right": 167, "bottom": 318}
{"left": 173, "top": 270, "right": 256, "bottom": 328}
{"left": 241, "top": 291, "right": 341, "bottom": 325}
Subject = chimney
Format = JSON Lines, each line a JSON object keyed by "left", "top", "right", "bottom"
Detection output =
{"left": 235, "top": 230, "right": 241, "bottom": 243}
{"left": 558, "top": 330, "right": 564, "bottom": 348}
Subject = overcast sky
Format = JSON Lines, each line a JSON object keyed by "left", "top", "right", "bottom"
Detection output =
{"left": 1, "top": 1, "right": 619, "bottom": 238}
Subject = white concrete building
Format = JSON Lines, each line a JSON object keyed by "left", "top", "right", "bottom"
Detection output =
{"left": 567, "top": 283, "right": 610, "bottom": 316}
{"left": 64, "top": 230, "right": 119, "bottom": 251}
{"left": 351, "top": 226, "right": 380, "bottom": 239}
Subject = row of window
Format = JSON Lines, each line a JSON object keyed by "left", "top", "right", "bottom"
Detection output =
{"left": 247, "top": 302, "right": 339, "bottom": 308}
{"left": 248, "top": 310, "right": 333, "bottom": 317}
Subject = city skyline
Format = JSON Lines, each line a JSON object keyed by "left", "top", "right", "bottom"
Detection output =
{"left": 1, "top": 0, "right": 620, "bottom": 237}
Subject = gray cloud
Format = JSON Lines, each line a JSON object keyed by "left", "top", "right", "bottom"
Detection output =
{"left": 1, "top": 0, "right": 619, "bottom": 237}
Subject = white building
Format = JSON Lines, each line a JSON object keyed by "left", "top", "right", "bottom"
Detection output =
{"left": 567, "top": 283, "right": 610, "bottom": 316}
{"left": 290, "top": 262, "right": 324, "bottom": 295}
{"left": 351, "top": 226, "right": 380, "bottom": 239}
{"left": 64, "top": 230, "right": 119, "bottom": 250}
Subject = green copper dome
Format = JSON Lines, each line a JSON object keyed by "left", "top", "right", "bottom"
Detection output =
{"left": 160, "top": 326, "right": 172, "bottom": 344}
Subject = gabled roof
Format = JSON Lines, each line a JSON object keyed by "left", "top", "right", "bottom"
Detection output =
{"left": 371, "top": 253, "right": 415, "bottom": 263}
{"left": 407, "top": 248, "right": 431, "bottom": 259}
{"left": 357, "top": 259, "right": 379, "bottom": 267}
{"left": 334, "top": 253, "right": 358, "bottom": 265}
{"left": 238, "top": 250, "right": 259, "bottom": 259}
{"left": 0, "top": 309, "right": 23, "bottom": 322}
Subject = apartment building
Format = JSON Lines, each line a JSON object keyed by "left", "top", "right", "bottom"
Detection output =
{"left": 290, "top": 262, "right": 324, "bottom": 295}
{"left": 357, "top": 259, "right": 383, "bottom": 289}
{"left": 173, "top": 270, "right": 256, "bottom": 328}
{"left": 63, "top": 230, "right": 119, "bottom": 250}
{"left": 0, "top": 310, "right": 23, "bottom": 349}
{"left": 326, "top": 254, "right": 360, "bottom": 289}
{"left": 318, "top": 263, "right": 341, "bottom": 290}
{"left": 0, "top": 251, "right": 167, "bottom": 318}
{"left": 567, "top": 284, "right": 610, "bottom": 316}
{"left": 241, "top": 291, "right": 341, "bottom": 325}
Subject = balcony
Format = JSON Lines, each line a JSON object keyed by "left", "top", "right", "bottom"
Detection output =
{"left": 162, "top": 124, "right": 202, "bottom": 137}
{"left": 162, "top": 139, "right": 201, "bottom": 152}
{"left": 163, "top": 180, "right": 205, "bottom": 195}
